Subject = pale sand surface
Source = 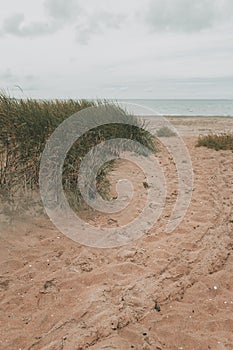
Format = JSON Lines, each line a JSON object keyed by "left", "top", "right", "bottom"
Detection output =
{"left": 167, "top": 116, "right": 233, "bottom": 136}
{"left": 0, "top": 117, "right": 233, "bottom": 349}
{"left": 146, "top": 116, "right": 233, "bottom": 136}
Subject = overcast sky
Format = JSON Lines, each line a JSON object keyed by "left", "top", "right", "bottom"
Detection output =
{"left": 0, "top": 0, "right": 233, "bottom": 99}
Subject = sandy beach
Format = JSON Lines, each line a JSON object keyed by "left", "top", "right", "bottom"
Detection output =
{"left": 0, "top": 116, "right": 233, "bottom": 350}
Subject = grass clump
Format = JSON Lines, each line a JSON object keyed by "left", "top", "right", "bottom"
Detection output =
{"left": 156, "top": 126, "right": 176, "bottom": 137}
{"left": 0, "top": 94, "right": 95, "bottom": 193}
{"left": 197, "top": 133, "right": 233, "bottom": 151}
{"left": 0, "top": 93, "right": 157, "bottom": 212}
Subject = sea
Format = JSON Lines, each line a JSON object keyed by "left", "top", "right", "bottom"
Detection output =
{"left": 117, "top": 99, "right": 233, "bottom": 117}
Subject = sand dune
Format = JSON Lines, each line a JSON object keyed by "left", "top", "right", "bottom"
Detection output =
{"left": 0, "top": 117, "right": 233, "bottom": 349}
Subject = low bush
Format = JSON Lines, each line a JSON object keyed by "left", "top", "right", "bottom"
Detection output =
{"left": 197, "top": 133, "right": 233, "bottom": 151}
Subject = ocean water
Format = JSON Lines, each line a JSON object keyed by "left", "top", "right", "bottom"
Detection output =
{"left": 117, "top": 99, "right": 233, "bottom": 117}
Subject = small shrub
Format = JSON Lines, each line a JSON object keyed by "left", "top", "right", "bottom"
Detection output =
{"left": 156, "top": 126, "right": 176, "bottom": 137}
{"left": 197, "top": 133, "right": 233, "bottom": 151}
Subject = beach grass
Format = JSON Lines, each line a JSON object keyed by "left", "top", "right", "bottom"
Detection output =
{"left": 0, "top": 93, "right": 156, "bottom": 211}
{"left": 156, "top": 126, "right": 176, "bottom": 137}
{"left": 197, "top": 133, "right": 233, "bottom": 151}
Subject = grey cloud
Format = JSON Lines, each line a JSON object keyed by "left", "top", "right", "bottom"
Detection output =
{"left": 0, "top": 0, "right": 123, "bottom": 42}
{"left": 2, "top": 13, "right": 57, "bottom": 37}
{"left": 45, "top": 0, "right": 81, "bottom": 22}
{"left": 2, "top": 14, "right": 24, "bottom": 36}
{"left": 75, "top": 11, "right": 125, "bottom": 44}
{"left": 0, "top": 0, "right": 81, "bottom": 38}
{"left": 146, "top": 0, "right": 233, "bottom": 32}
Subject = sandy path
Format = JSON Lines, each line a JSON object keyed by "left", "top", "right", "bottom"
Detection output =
{"left": 0, "top": 118, "right": 233, "bottom": 349}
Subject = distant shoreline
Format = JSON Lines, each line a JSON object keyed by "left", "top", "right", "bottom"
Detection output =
{"left": 117, "top": 99, "right": 233, "bottom": 117}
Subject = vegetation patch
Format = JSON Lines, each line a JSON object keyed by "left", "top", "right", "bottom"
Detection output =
{"left": 0, "top": 94, "right": 157, "bottom": 212}
{"left": 156, "top": 126, "right": 176, "bottom": 137}
{"left": 197, "top": 133, "right": 233, "bottom": 151}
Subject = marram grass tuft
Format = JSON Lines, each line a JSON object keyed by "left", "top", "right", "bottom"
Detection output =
{"left": 0, "top": 94, "right": 157, "bottom": 212}
{"left": 197, "top": 133, "right": 233, "bottom": 151}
